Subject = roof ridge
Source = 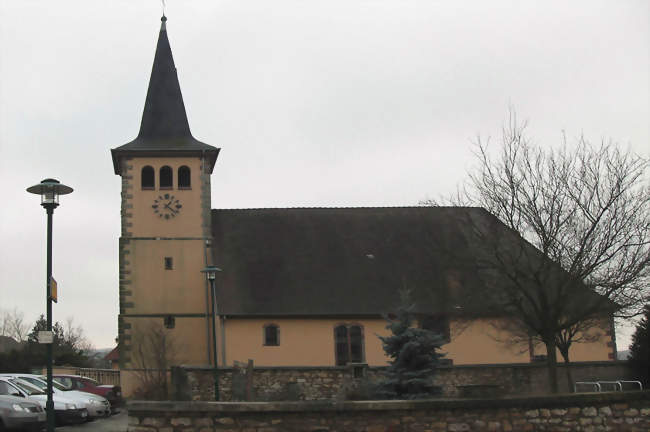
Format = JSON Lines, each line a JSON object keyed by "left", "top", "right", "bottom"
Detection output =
{"left": 212, "top": 205, "right": 483, "bottom": 211}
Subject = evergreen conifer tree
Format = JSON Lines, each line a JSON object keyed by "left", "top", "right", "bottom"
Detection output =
{"left": 628, "top": 305, "right": 649, "bottom": 387}
{"left": 377, "top": 290, "right": 446, "bottom": 399}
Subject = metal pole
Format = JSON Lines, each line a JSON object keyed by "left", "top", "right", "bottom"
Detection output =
{"left": 209, "top": 279, "right": 219, "bottom": 401}
{"left": 45, "top": 206, "right": 55, "bottom": 432}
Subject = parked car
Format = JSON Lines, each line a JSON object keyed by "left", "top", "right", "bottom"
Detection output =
{"left": 0, "top": 374, "right": 111, "bottom": 419}
{"left": 0, "top": 394, "right": 45, "bottom": 432}
{"left": 0, "top": 377, "right": 88, "bottom": 425}
{"left": 53, "top": 375, "right": 122, "bottom": 412}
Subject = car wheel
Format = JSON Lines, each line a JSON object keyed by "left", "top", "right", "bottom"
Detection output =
{"left": 0, "top": 419, "right": 5, "bottom": 432}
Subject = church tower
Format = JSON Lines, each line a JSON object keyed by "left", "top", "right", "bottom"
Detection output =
{"left": 111, "top": 16, "right": 220, "bottom": 373}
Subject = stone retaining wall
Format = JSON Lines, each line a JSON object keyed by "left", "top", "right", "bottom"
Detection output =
{"left": 128, "top": 390, "right": 650, "bottom": 432}
{"left": 173, "top": 361, "right": 632, "bottom": 401}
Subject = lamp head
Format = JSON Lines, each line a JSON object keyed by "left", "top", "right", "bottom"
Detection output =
{"left": 26, "top": 178, "right": 73, "bottom": 208}
{"left": 201, "top": 265, "right": 222, "bottom": 280}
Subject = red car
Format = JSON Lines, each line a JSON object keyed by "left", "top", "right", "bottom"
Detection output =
{"left": 52, "top": 375, "right": 122, "bottom": 413}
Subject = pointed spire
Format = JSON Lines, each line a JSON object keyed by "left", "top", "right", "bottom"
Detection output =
{"left": 111, "top": 16, "right": 220, "bottom": 175}
{"left": 138, "top": 15, "right": 191, "bottom": 139}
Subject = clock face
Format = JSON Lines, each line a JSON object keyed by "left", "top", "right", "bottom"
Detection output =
{"left": 152, "top": 194, "right": 182, "bottom": 219}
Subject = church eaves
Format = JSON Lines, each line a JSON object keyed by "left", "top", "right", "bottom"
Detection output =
{"left": 111, "top": 16, "right": 219, "bottom": 174}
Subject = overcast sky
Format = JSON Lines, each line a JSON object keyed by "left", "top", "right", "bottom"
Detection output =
{"left": 0, "top": 0, "right": 648, "bottom": 350}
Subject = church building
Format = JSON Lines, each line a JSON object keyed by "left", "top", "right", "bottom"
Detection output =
{"left": 111, "top": 17, "right": 615, "bottom": 395}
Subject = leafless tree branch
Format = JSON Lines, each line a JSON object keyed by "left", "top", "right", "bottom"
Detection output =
{"left": 430, "top": 110, "right": 649, "bottom": 392}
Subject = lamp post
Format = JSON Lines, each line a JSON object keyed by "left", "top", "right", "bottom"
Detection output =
{"left": 26, "top": 178, "right": 73, "bottom": 432}
{"left": 201, "top": 265, "right": 222, "bottom": 401}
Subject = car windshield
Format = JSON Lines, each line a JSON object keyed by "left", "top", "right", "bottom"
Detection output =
{"left": 51, "top": 380, "right": 68, "bottom": 391}
{"left": 18, "top": 377, "right": 46, "bottom": 390}
{"left": 83, "top": 377, "right": 100, "bottom": 386}
{"left": 9, "top": 379, "right": 45, "bottom": 396}
{"left": 52, "top": 377, "right": 73, "bottom": 390}
{"left": 0, "top": 380, "right": 21, "bottom": 396}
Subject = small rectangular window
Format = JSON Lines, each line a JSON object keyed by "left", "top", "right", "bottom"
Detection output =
{"left": 420, "top": 315, "right": 450, "bottom": 342}
{"left": 264, "top": 325, "right": 280, "bottom": 346}
{"left": 164, "top": 257, "right": 173, "bottom": 270}
{"left": 163, "top": 315, "right": 175, "bottom": 329}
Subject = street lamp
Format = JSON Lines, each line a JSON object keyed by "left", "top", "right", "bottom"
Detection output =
{"left": 26, "top": 178, "right": 73, "bottom": 432}
{"left": 201, "top": 265, "right": 222, "bottom": 401}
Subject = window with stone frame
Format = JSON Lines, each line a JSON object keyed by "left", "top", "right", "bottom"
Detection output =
{"left": 334, "top": 324, "right": 364, "bottom": 366}
{"left": 263, "top": 324, "right": 280, "bottom": 346}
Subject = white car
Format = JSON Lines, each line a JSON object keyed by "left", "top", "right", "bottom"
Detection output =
{"left": 0, "top": 374, "right": 111, "bottom": 419}
{"left": 0, "top": 394, "right": 45, "bottom": 431}
{"left": 0, "top": 377, "right": 88, "bottom": 425}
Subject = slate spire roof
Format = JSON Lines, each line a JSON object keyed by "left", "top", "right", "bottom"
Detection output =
{"left": 111, "top": 16, "right": 219, "bottom": 174}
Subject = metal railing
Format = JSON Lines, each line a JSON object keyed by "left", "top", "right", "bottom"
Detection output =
{"left": 77, "top": 368, "right": 121, "bottom": 386}
{"left": 47, "top": 366, "right": 120, "bottom": 387}
{"left": 574, "top": 380, "right": 642, "bottom": 393}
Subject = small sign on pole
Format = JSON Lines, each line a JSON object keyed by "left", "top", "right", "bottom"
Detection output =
{"left": 49, "top": 277, "right": 58, "bottom": 303}
{"left": 38, "top": 331, "right": 54, "bottom": 344}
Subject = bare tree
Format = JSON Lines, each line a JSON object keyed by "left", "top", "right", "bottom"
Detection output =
{"left": 130, "top": 322, "right": 182, "bottom": 400}
{"left": 0, "top": 308, "right": 30, "bottom": 342}
{"left": 489, "top": 315, "right": 605, "bottom": 392}
{"left": 555, "top": 318, "right": 604, "bottom": 390}
{"left": 428, "top": 112, "right": 649, "bottom": 392}
{"left": 62, "top": 317, "right": 93, "bottom": 354}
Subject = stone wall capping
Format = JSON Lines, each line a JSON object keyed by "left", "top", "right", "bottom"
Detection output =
{"left": 128, "top": 390, "right": 650, "bottom": 414}
{"left": 177, "top": 365, "right": 351, "bottom": 372}
{"left": 168, "top": 360, "right": 620, "bottom": 372}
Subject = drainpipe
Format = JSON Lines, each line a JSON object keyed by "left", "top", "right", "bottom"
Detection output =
{"left": 201, "top": 151, "right": 212, "bottom": 365}
{"left": 220, "top": 316, "right": 227, "bottom": 365}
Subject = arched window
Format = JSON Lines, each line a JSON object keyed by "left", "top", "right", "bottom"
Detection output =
{"left": 334, "top": 324, "right": 364, "bottom": 365}
{"left": 178, "top": 166, "right": 191, "bottom": 189}
{"left": 263, "top": 324, "right": 280, "bottom": 346}
{"left": 160, "top": 166, "right": 173, "bottom": 189}
{"left": 141, "top": 166, "right": 155, "bottom": 189}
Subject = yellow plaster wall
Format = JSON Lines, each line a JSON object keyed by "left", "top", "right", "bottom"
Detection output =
{"left": 124, "top": 316, "right": 209, "bottom": 367}
{"left": 528, "top": 321, "right": 611, "bottom": 362}
{"left": 447, "top": 318, "right": 611, "bottom": 364}
{"left": 129, "top": 239, "right": 207, "bottom": 314}
{"left": 224, "top": 318, "right": 390, "bottom": 367}
{"left": 446, "top": 318, "right": 531, "bottom": 364}
{"left": 222, "top": 317, "right": 612, "bottom": 367}
{"left": 567, "top": 333, "right": 610, "bottom": 361}
{"left": 119, "top": 369, "right": 140, "bottom": 398}
{"left": 129, "top": 157, "right": 205, "bottom": 238}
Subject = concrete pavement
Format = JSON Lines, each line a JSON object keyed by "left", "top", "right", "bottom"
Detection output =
{"left": 55, "top": 411, "right": 127, "bottom": 432}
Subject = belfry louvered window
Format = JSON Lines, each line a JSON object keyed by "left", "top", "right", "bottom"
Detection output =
{"left": 141, "top": 166, "right": 155, "bottom": 189}
{"left": 160, "top": 166, "right": 173, "bottom": 189}
{"left": 178, "top": 166, "right": 191, "bottom": 189}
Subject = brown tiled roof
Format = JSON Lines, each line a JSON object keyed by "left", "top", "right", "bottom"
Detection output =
{"left": 104, "top": 346, "right": 119, "bottom": 361}
{"left": 0, "top": 336, "right": 23, "bottom": 354}
{"left": 212, "top": 206, "right": 504, "bottom": 317}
